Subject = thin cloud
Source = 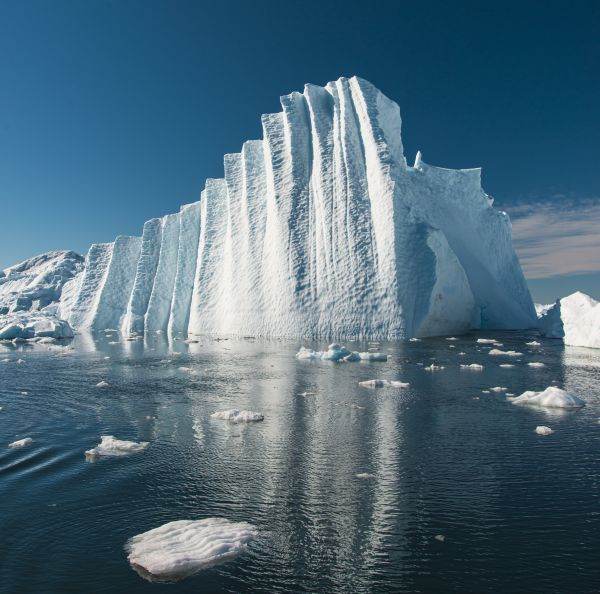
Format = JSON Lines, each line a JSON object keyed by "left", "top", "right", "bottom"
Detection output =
{"left": 507, "top": 199, "right": 600, "bottom": 280}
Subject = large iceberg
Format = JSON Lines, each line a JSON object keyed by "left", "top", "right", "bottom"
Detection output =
{"left": 8, "top": 77, "right": 537, "bottom": 340}
{"left": 538, "top": 292, "right": 600, "bottom": 349}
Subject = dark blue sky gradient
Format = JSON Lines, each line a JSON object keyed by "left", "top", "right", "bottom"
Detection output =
{"left": 1, "top": 0, "right": 598, "bottom": 300}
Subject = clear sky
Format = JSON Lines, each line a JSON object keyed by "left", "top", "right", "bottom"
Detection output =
{"left": 1, "top": 0, "right": 599, "bottom": 303}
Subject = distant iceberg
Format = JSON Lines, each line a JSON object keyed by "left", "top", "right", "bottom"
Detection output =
{"left": 538, "top": 292, "right": 600, "bottom": 349}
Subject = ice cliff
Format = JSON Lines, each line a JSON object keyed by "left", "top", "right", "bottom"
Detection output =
{"left": 9, "top": 77, "right": 537, "bottom": 339}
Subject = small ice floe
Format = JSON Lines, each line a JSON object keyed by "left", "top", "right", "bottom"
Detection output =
{"left": 424, "top": 363, "right": 444, "bottom": 371}
{"left": 481, "top": 390, "right": 490, "bottom": 394}
{"left": 104, "top": 356, "right": 110, "bottom": 359}
{"left": 409, "top": 338, "right": 421, "bottom": 342}
{"left": 295, "top": 347, "right": 322, "bottom": 360}
{"left": 490, "top": 386, "right": 507, "bottom": 393}
{"left": 1, "top": 358, "right": 10, "bottom": 363}
{"left": 355, "top": 473, "right": 375, "bottom": 479}
{"left": 85, "top": 436, "right": 149, "bottom": 459}
{"left": 446, "top": 337, "right": 459, "bottom": 341}
{"left": 358, "top": 379, "right": 409, "bottom": 389}
{"left": 510, "top": 386, "right": 585, "bottom": 409}
{"left": 526, "top": 341, "right": 541, "bottom": 346}
{"left": 535, "top": 426, "right": 554, "bottom": 435}
{"left": 96, "top": 381, "right": 110, "bottom": 388}
{"left": 448, "top": 345, "right": 456, "bottom": 349}
{"left": 211, "top": 409, "right": 264, "bottom": 423}
{"left": 125, "top": 518, "right": 258, "bottom": 582}
{"left": 488, "top": 349, "right": 523, "bottom": 357}
{"left": 528, "top": 362, "right": 545, "bottom": 368}
{"left": 506, "top": 393, "right": 514, "bottom": 396}
{"left": 460, "top": 363, "right": 483, "bottom": 371}
{"left": 9, "top": 437, "right": 33, "bottom": 448}
{"left": 458, "top": 352, "right": 466, "bottom": 356}
{"left": 358, "top": 352, "right": 388, "bottom": 362}
{"left": 499, "top": 364, "right": 515, "bottom": 368}
{"left": 477, "top": 339, "right": 496, "bottom": 344}
{"left": 434, "top": 534, "right": 445, "bottom": 542}
{"left": 16, "top": 358, "right": 25, "bottom": 364}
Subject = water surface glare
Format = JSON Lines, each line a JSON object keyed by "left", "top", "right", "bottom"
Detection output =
{"left": 1, "top": 332, "right": 599, "bottom": 593}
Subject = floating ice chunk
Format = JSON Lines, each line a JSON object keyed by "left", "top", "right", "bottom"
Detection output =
{"left": 183, "top": 338, "right": 199, "bottom": 344}
{"left": 488, "top": 349, "right": 522, "bottom": 356}
{"left": 37, "top": 337, "right": 56, "bottom": 344}
{"left": 210, "top": 409, "right": 264, "bottom": 423}
{"left": 499, "top": 364, "right": 515, "bottom": 368}
{"left": 490, "top": 386, "right": 507, "bottom": 392}
{"left": 355, "top": 473, "right": 375, "bottom": 479}
{"left": 358, "top": 352, "right": 388, "bottom": 362}
{"left": 424, "top": 363, "right": 445, "bottom": 371}
{"left": 535, "top": 426, "right": 554, "bottom": 435}
{"left": 446, "top": 337, "right": 459, "bottom": 341}
{"left": 16, "top": 358, "right": 25, "bottom": 364}
{"left": 20, "top": 391, "right": 28, "bottom": 395}
{"left": 477, "top": 339, "right": 496, "bottom": 344}
{"left": 434, "top": 534, "right": 445, "bottom": 542}
{"left": 481, "top": 390, "right": 490, "bottom": 393}
{"left": 126, "top": 518, "right": 257, "bottom": 582}
{"left": 108, "top": 341, "right": 119, "bottom": 345}
{"left": 511, "top": 387, "right": 585, "bottom": 409}
{"left": 358, "top": 379, "right": 409, "bottom": 389}
{"left": 295, "top": 347, "right": 322, "bottom": 360}
{"left": 458, "top": 352, "right": 466, "bottom": 355}
{"left": 96, "top": 381, "right": 110, "bottom": 388}
{"left": 526, "top": 341, "right": 541, "bottom": 346}
{"left": 85, "top": 435, "right": 149, "bottom": 459}
{"left": 9, "top": 437, "right": 33, "bottom": 448}
{"left": 460, "top": 363, "right": 483, "bottom": 371}
{"left": 527, "top": 362, "right": 545, "bottom": 368}
{"left": 409, "top": 338, "right": 421, "bottom": 342}
{"left": 342, "top": 352, "right": 361, "bottom": 362}
{"left": 321, "top": 344, "right": 351, "bottom": 361}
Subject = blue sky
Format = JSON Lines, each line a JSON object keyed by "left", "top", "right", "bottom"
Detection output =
{"left": 1, "top": 0, "right": 599, "bottom": 302}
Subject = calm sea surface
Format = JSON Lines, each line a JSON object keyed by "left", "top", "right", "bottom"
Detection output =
{"left": 1, "top": 332, "right": 599, "bottom": 593}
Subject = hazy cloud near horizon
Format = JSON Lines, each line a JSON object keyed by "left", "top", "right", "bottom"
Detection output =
{"left": 508, "top": 199, "right": 600, "bottom": 280}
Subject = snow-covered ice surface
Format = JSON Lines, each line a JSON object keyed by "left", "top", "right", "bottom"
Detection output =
{"left": 12, "top": 76, "right": 532, "bottom": 340}
{"left": 211, "top": 409, "right": 264, "bottom": 423}
{"left": 125, "top": 518, "right": 258, "bottom": 582}
{"left": 538, "top": 292, "right": 600, "bottom": 349}
{"left": 510, "top": 387, "right": 586, "bottom": 409}
{"left": 85, "top": 435, "right": 149, "bottom": 459}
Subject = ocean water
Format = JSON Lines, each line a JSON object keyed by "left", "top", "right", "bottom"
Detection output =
{"left": 1, "top": 332, "right": 599, "bottom": 593}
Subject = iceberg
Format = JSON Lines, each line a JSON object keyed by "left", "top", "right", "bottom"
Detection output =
{"left": 85, "top": 435, "right": 149, "bottom": 459}
{"left": 358, "top": 379, "right": 409, "bottom": 388}
{"left": 126, "top": 518, "right": 257, "bottom": 582}
{"left": 538, "top": 292, "right": 600, "bottom": 349}
{"left": 488, "top": 349, "right": 522, "bottom": 356}
{"left": 535, "top": 426, "right": 554, "bottom": 435}
{"left": 510, "top": 387, "right": 585, "bottom": 409}
{"left": 460, "top": 363, "right": 483, "bottom": 370}
{"left": 1, "top": 76, "right": 531, "bottom": 340}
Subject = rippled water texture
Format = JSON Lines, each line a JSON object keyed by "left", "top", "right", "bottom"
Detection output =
{"left": 1, "top": 332, "right": 599, "bottom": 593}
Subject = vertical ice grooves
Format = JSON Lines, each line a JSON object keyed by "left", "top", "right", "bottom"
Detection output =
{"left": 69, "top": 75, "right": 536, "bottom": 339}
{"left": 145, "top": 213, "right": 180, "bottom": 333}
{"left": 168, "top": 202, "right": 201, "bottom": 335}
{"left": 122, "top": 218, "right": 162, "bottom": 335}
